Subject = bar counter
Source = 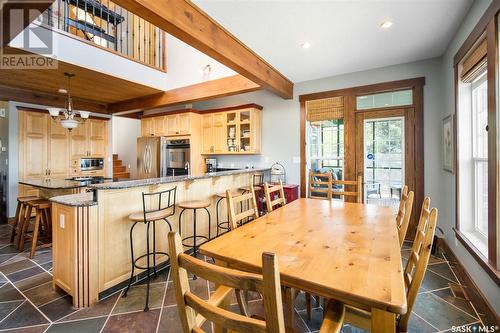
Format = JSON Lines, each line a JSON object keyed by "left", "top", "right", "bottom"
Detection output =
{"left": 47, "top": 168, "right": 269, "bottom": 307}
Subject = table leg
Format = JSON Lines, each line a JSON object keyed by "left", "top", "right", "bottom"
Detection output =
{"left": 371, "top": 308, "right": 396, "bottom": 333}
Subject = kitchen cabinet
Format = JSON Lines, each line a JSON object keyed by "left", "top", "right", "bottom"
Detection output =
{"left": 140, "top": 112, "right": 193, "bottom": 137}
{"left": 201, "top": 106, "right": 262, "bottom": 155}
{"left": 19, "top": 110, "right": 109, "bottom": 185}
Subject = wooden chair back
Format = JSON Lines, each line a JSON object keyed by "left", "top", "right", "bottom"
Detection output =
{"left": 396, "top": 185, "right": 414, "bottom": 247}
{"left": 332, "top": 175, "right": 363, "bottom": 203}
{"left": 264, "top": 180, "right": 286, "bottom": 212}
{"left": 308, "top": 171, "right": 333, "bottom": 200}
{"left": 399, "top": 197, "right": 437, "bottom": 332}
{"left": 168, "top": 232, "right": 286, "bottom": 333}
{"left": 226, "top": 188, "right": 259, "bottom": 230}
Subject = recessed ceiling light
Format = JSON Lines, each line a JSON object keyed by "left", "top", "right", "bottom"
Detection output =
{"left": 380, "top": 20, "right": 393, "bottom": 29}
{"left": 301, "top": 42, "right": 311, "bottom": 49}
{"left": 58, "top": 88, "right": 67, "bottom": 94}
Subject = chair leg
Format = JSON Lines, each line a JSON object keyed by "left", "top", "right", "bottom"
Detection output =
{"left": 284, "top": 287, "right": 297, "bottom": 328}
{"left": 235, "top": 289, "right": 249, "bottom": 316}
{"left": 10, "top": 201, "right": 21, "bottom": 243}
{"left": 18, "top": 205, "right": 32, "bottom": 251}
{"left": 29, "top": 210, "right": 42, "bottom": 259}
{"left": 305, "top": 292, "right": 312, "bottom": 321}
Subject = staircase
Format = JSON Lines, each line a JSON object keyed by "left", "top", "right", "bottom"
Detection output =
{"left": 113, "top": 154, "right": 130, "bottom": 179}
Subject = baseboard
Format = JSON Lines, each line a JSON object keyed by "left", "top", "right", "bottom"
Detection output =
{"left": 437, "top": 238, "right": 500, "bottom": 325}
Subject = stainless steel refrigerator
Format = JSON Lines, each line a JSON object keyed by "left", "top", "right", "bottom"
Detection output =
{"left": 137, "top": 137, "right": 168, "bottom": 179}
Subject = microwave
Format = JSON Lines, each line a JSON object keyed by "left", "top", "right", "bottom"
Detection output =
{"left": 80, "top": 158, "right": 104, "bottom": 171}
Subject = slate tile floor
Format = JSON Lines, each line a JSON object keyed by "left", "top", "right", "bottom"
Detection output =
{"left": 0, "top": 223, "right": 494, "bottom": 333}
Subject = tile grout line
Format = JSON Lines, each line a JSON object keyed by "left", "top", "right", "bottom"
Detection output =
{"left": 155, "top": 267, "right": 171, "bottom": 333}
{"left": 0, "top": 272, "right": 53, "bottom": 324}
{"left": 0, "top": 323, "right": 49, "bottom": 333}
{"left": 412, "top": 311, "right": 441, "bottom": 332}
{"left": 98, "top": 289, "right": 123, "bottom": 333}
{"left": 426, "top": 267, "right": 460, "bottom": 285}
{"left": 429, "top": 291, "right": 481, "bottom": 321}
{"left": 418, "top": 286, "right": 454, "bottom": 294}
{"left": 0, "top": 300, "right": 26, "bottom": 324}
{"left": 442, "top": 253, "right": 485, "bottom": 327}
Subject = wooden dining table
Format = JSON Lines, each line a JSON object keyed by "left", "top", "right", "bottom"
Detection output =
{"left": 199, "top": 198, "right": 407, "bottom": 333}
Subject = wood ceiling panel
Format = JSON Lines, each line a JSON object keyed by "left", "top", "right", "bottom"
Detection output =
{"left": 0, "top": 49, "right": 162, "bottom": 104}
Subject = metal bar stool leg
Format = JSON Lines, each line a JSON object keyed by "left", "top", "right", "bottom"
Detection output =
{"left": 203, "top": 207, "right": 211, "bottom": 240}
{"left": 192, "top": 208, "right": 197, "bottom": 257}
{"left": 152, "top": 220, "right": 157, "bottom": 278}
{"left": 123, "top": 222, "right": 139, "bottom": 297}
{"left": 144, "top": 221, "right": 151, "bottom": 311}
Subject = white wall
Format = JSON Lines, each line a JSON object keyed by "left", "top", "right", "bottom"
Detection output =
{"left": 194, "top": 57, "right": 444, "bottom": 193}
{"left": 111, "top": 116, "right": 141, "bottom": 178}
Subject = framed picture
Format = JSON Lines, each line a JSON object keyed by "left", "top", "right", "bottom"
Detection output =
{"left": 443, "top": 114, "right": 454, "bottom": 173}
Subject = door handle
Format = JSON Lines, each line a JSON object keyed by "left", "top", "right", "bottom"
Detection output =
{"left": 143, "top": 146, "right": 148, "bottom": 174}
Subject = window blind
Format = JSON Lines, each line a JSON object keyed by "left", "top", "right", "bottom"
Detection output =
{"left": 306, "top": 96, "right": 344, "bottom": 122}
{"left": 461, "top": 39, "right": 487, "bottom": 83}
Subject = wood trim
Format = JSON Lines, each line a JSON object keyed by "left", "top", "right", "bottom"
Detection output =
{"left": 454, "top": 0, "right": 500, "bottom": 66}
{"left": 140, "top": 104, "right": 264, "bottom": 119}
{"left": 16, "top": 106, "right": 111, "bottom": 120}
{"left": 141, "top": 109, "right": 199, "bottom": 118}
{"left": 439, "top": 238, "right": 500, "bottom": 325}
{"left": 299, "top": 77, "right": 425, "bottom": 102}
{"left": 453, "top": 229, "right": 500, "bottom": 287}
{"left": 111, "top": 0, "right": 293, "bottom": 99}
{"left": 1, "top": 85, "right": 108, "bottom": 113}
{"left": 300, "top": 101, "right": 306, "bottom": 197}
{"left": 201, "top": 103, "right": 264, "bottom": 113}
{"left": 414, "top": 84, "right": 424, "bottom": 239}
{"left": 486, "top": 17, "right": 499, "bottom": 268}
{"left": 48, "top": 24, "right": 167, "bottom": 73}
{"left": 454, "top": 66, "right": 461, "bottom": 231}
{"left": 108, "top": 75, "right": 260, "bottom": 113}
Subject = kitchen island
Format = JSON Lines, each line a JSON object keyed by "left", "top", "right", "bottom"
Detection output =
{"left": 48, "top": 168, "right": 269, "bottom": 307}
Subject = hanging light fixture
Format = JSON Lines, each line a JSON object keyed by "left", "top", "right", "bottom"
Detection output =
{"left": 48, "top": 72, "right": 90, "bottom": 131}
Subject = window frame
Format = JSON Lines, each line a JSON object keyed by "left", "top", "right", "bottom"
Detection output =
{"left": 454, "top": 9, "right": 500, "bottom": 284}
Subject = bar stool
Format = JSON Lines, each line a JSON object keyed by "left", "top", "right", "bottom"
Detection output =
{"left": 178, "top": 200, "right": 211, "bottom": 260}
{"left": 17, "top": 199, "right": 52, "bottom": 258}
{"left": 214, "top": 191, "right": 241, "bottom": 236}
{"left": 123, "top": 187, "right": 177, "bottom": 312}
{"left": 10, "top": 196, "right": 38, "bottom": 245}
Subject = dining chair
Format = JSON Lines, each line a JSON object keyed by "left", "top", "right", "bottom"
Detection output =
{"left": 226, "top": 188, "right": 259, "bottom": 230}
{"left": 332, "top": 175, "right": 363, "bottom": 203}
{"left": 396, "top": 185, "right": 414, "bottom": 247}
{"left": 331, "top": 196, "right": 437, "bottom": 333}
{"left": 308, "top": 170, "right": 333, "bottom": 200}
{"left": 168, "top": 231, "right": 344, "bottom": 333}
{"left": 264, "top": 180, "right": 286, "bottom": 212}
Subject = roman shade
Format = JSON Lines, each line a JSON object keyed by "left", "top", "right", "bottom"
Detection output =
{"left": 306, "top": 96, "right": 344, "bottom": 122}
{"left": 461, "top": 38, "right": 487, "bottom": 83}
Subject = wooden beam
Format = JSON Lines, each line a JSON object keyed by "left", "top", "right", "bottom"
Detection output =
{"left": 1, "top": 0, "right": 53, "bottom": 48}
{"left": 110, "top": 0, "right": 293, "bottom": 99}
{"left": 0, "top": 84, "right": 108, "bottom": 113}
{"left": 108, "top": 74, "right": 260, "bottom": 113}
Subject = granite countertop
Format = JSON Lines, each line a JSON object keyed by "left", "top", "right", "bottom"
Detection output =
{"left": 50, "top": 192, "right": 97, "bottom": 207}
{"left": 87, "top": 168, "right": 270, "bottom": 190}
{"left": 19, "top": 179, "right": 88, "bottom": 190}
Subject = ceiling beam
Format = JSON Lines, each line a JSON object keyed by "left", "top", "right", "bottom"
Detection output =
{"left": 108, "top": 74, "right": 260, "bottom": 113}
{"left": 0, "top": 84, "right": 108, "bottom": 113}
{"left": 110, "top": 0, "right": 293, "bottom": 99}
{"left": 1, "top": 0, "right": 53, "bottom": 47}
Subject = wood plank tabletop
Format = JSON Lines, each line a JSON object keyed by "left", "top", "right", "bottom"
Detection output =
{"left": 200, "top": 198, "right": 407, "bottom": 315}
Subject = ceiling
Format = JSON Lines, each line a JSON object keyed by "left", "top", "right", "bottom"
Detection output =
{"left": 194, "top": 0, "right": 473, "bottom": 83}
{"left": 0, "top": 48, "right": 162, "bottom": 104}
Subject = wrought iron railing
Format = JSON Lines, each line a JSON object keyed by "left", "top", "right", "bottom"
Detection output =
{"left": 42, "top": 0, "right": 165, "bottom": 70}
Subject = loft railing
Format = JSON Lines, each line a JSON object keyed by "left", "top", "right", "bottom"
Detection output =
{"left": 42, "top": 0, "right": 165, "bottom": 71}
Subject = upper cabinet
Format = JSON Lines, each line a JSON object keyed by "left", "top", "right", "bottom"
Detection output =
{"left": 141, "top": 112, "right": 194, "bottom": 137}
{"left": 201, "top": 106, "right": 262, "bottom": 155}
{"left": 19, "top": 110, "right": 109, "bottom": 181}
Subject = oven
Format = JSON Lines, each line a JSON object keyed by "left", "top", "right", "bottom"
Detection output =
{"left": 166, "top": 139, "right": 190, "bottom": 176}
{"left": 80, "top": 158, "right": 104, "bottom": 171}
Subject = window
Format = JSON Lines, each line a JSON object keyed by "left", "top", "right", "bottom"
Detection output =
{"left": 471, "top": 74, "right": 488, "bottom": 239}
{"left": 308, "top": 119, "right": 344, "bottom": 175}
{"left": 356, "top": 90, "right": 413, "bottom": 110}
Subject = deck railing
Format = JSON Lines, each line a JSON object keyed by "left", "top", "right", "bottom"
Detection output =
{"left": 42, "top": 0, "right": 165, "bottom": 70}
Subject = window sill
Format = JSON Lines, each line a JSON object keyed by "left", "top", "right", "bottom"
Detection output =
{"left": 453, "top": 228, "right": 500, "bottom": 287}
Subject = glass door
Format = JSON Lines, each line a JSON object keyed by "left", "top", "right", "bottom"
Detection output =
{"left": 363, "top": 117, "right": 405, "bottom": 207}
